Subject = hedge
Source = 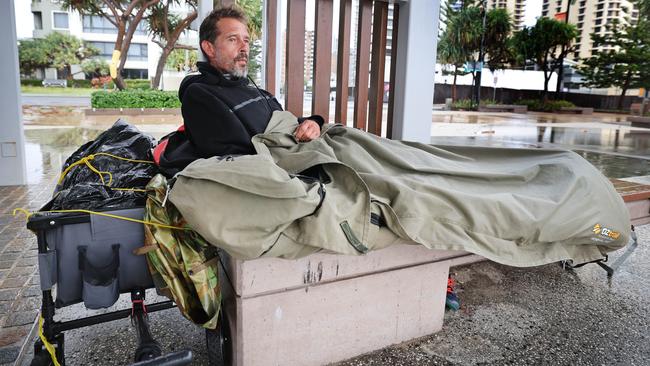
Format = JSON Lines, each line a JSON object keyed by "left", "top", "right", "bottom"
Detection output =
{"left": 515, "top": 99, "right": 575, "bottom": 112}
{"left": 91, "top": 90, "right": 180, "bottom": 109}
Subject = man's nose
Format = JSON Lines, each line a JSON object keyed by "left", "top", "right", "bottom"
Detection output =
{"left": 240, "top": 40, "right": 249, "bottom": 53}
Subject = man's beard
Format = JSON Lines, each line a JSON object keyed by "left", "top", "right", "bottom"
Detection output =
{"left": 215, "top": 52, "right": 248, "bottom": 78}
{"left": 231, "top": 54, "right": 248, "bottom": 78}
{"left": 231, "top": 65, "right": 248, "bottom": 78}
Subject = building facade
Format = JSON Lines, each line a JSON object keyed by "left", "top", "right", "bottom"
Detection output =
{"left": 487, "top": 0, "right": 526, "bottom": 30}
{"left": 541, "top": 0, "right": 639, "bottom": 62}
{"left": 29, "top": 1, "right": 195, "bottom": 81}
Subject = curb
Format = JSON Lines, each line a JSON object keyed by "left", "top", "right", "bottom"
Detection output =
{"left": 84, "top": 108, "right": 182, "bottom": 116}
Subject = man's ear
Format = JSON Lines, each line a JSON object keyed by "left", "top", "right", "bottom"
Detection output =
{"left": 200, "top": 40, "right": 215, "bottom": 60}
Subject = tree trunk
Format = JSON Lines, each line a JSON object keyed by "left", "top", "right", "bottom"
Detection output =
{"left": 617, "top": 72, "right": 632, "bottom": 110}
{"left": 150, "top": 10, "right": 197, "bottom": 90}
{"left": 113, "top": 18, "right": 127, "bottom": 90}
{"left": 152, "top": 47, "right": 172, "bottom": 90}
{"left": 452, "top": 67, "right": 458, "bottom": 102}
{"left": 542, "top": 71, "right": 550, "bottom": 102}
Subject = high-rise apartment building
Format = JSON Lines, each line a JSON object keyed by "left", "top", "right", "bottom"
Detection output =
{"left": 487, "top": 0, "right": 526, "bottom": 30}
{"left": 541, "top": 0, "right": 639, "bottom": 61}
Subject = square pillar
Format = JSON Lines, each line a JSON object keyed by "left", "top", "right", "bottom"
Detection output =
{"left": 390, "top": 0, "right": 440, "bottom": 143}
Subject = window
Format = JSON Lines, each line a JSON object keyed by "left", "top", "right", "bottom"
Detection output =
{"left": 578, "top": 15, "right": 584, "bottom": 21}
{"left": 33, "top": 12, "right": 42, "bottom": 30}
{"left": 121, "top": 68, "right": 148, "bottom": 79}
{"left": 573, "top": 52, "right": 580, "bottom": 59}
{"left": 82, "top": 15, "right": 147, "bottom": 35}
{"left": 89, "top": 41, "right": 148, "bottom": 61}
{"left": 594, "top": 26, "right": 601, "bottom": 33}
{"left": 83, "top": 15, "right": 115, "bottom": 33}
{"left": 595, "top": 19, "right": 601, "bottom": 24}
{"left": 53, "top": 12, "right": 69, "bottom": 29}
{"left": 579, "top": 1, "right": 586, "bottom": 6}
{"left": 127, "top": 43, "right": 148, "bottom": 61}
{"left": 597, "top": 4, "right": 604, "bottom": 10}
{"left": 579, "top": 8, "right": 585, "bottom": 14}
{"left": 596, "top": 11, "right": 603, "bottom": 17}
{"left": 89, "top": 41, "right": 114, "bottom": 58}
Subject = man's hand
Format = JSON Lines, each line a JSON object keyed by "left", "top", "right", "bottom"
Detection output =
{"left": 294, "top": 120, "right": 321, "bottom": 142}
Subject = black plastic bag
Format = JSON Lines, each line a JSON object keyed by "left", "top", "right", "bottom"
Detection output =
{"left": 50, "top": 119, "right": 158, "bottom": 210}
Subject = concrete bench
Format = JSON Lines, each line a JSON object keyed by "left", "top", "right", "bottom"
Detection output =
{"left": 42, "top": 79, "right": 67, "bottom": 88}
{"left": 559, "top": 107, "right": 594, "bottom": 115}
{"left": 478, "top": 104, "right": 527, "bottom": 113}
{"left": 219, "top": 245, "right": 480, "bottom": 366}
{"left": 627, "top": 116, "right": 650, "bottom": 128}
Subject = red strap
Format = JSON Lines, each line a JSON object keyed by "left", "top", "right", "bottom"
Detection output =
{"left": 152, "top": 139, "right": 168, "bottom": 165}
{"left": 152, "top": 124, "right": 185, "bottom": 166}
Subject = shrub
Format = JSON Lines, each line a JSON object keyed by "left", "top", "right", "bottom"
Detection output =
{"left": 450, "top": 99, "right": 502, "bottom": 111}
{"left": 451, "top": 99, "right": 476, "bottom": 111}
{"left": 21, "top": 79, "right": 44, "bottom": 87}
{"left": 516, "top": 99, "right": 575, "bottom": 112}
{"left": 91, "top": 90, "right": 180, "bottom": 109}
{"left": 69, "top": 79, "right": 93, "bottom": 88}
{"left": 125, "top": 79, "right": 151, "bottom": 90}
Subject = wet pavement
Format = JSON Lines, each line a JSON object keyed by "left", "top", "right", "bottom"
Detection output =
{"left": 1, "top": 105, "right": 649, "bottom": 365}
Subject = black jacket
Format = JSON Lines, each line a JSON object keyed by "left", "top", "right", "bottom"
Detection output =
{"left": 179, "top": 62, "right": 323, "bottom": 157}
{"left": 157, "top": 62, "right": 323, "bottom": 176}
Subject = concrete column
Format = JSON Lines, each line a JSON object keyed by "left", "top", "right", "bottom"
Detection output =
{"left": 195, "top": 0, "right": 214, "bottom": 62}
{"left": 390, "top": 0, "right": 439, "bottom": 143}
{"left": 0, "top": 0, "right": 27, "bottom": 186}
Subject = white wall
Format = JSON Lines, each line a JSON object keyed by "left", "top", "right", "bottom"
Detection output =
{"left": 1, "top": 0, "right": 27, "bottom": 186}
{"left": 436, "top": 65, "right": 558, "bottom": 92}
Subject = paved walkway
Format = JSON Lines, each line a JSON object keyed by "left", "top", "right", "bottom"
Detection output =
{"left": 0, "top": 180, "right": 55, "bottom": 365}
{"left": 21, "top": 95, "right": 90, "bottom": 107}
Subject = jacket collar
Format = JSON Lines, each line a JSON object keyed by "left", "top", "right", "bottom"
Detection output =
{"left": 197, "top": 62, "right": 248, "bottom": 87}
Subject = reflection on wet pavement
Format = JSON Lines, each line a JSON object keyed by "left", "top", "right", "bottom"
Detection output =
{"left": 23, "top": 106, "right": 180, "bottom": 185}
{"left": 21, "top": 106, "right": 650, "bottom": 185}
{"left": 430, "top": 111, "right": 650, "bottom": 180}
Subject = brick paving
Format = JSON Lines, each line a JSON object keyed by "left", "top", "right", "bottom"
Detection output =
{"left": 0, "top": 177, "right": 57, "bottom": 365}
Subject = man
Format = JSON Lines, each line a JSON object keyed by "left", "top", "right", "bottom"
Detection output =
{"left": 155, "top": 6, "right": 323, "bottom": 175}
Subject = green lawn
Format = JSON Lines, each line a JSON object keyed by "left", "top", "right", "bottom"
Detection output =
{"left": 21, "top": 86, "right": 97, "bottom": 96}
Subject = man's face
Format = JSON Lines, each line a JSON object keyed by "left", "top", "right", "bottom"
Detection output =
{"left": 203, "top": 18, "right": 250, "bottom": 78}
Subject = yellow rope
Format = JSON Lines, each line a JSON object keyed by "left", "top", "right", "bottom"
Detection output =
{"left": 38, "top": 316, "right": 61, "bottom": 366}
{"left": 12, "top": 208, "right": 187, "bottom": 231}
{"left": 57, "top": 152, "right": 154, "bottom": 186}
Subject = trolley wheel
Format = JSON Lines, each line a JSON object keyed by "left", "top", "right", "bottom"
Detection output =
{"left": 206, "top": 310, "right": 231, "bottom": 366}
{"left": 30, "top": 353, "right": 54, "bottom": 366}
{"left": 31, "top": 334, "right": 64, "bottom": 366}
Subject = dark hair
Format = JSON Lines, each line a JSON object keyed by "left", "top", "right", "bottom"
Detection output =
{"left": 199, "top": 6, "right": 248, "bottom": 58}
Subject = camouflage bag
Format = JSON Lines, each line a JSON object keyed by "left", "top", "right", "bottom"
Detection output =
{"left": 141, "top": 174, "right": 221, "bottom": 329}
